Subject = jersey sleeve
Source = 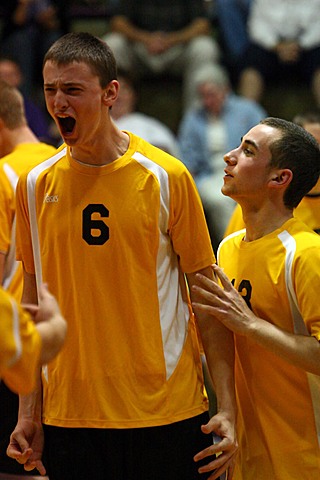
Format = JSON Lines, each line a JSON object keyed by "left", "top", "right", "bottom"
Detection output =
{"left": 293, "top": 245, "right": 320, "bottom": 341}
{"left": 168, "top": 165, "right": 215, "bottom": 273}
{"left": 0, "top": 167, "right": 14, "bottom": 255}
{"left": 0, "top": 288, "right": 41, "bottom": 394}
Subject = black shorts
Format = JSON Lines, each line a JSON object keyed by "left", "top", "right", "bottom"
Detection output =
{"left": 43, "top": 412, "right": 212, "bottom": 480}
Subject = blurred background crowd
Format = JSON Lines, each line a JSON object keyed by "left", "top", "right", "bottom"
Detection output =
{"left": 0, "top": 0, "right": 318, "bottom": 249}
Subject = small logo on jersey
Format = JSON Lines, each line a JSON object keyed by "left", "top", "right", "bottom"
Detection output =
{"left": 44, "top": 193, "right": 59, "bottom": 203}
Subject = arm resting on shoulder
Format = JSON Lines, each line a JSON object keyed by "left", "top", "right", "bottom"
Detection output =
{"left": 193, "top": 264, "right": 320, "bottom": 376}
{"left": 186, "top": 266, "right": 238, "bottom": 479}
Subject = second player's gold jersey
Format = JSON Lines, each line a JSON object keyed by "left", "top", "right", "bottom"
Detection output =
{"left": 0, "top": 142, "right": 56, "bottom": 300}
{"left": 219, "top": 218, "right": 320, "bottom": 479}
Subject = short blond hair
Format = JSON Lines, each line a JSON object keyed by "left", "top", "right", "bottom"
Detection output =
{"left": 0, "top": 80, "right": 26, "bottom": 130}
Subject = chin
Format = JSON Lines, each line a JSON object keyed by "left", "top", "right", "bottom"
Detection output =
{"left": 221, "top": 185, "right": 230, "bottom": 196}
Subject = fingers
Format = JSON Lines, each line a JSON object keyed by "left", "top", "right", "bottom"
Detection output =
{"left": 7, "top": 444, "right": 46, "bottom": 476}
{"left": 21, "top": 304, "right": 39, "bottom": 318}
{"left": 192, "top": 265, "right": 232, "bottom": 296}
{"left": 7, "top": 446, "right": 32, "bottom": 463}
{"left": 24, "top": 459, "right": 46, "bottom": 476}
{"left": 195, "top": 447, "right": 234, "bottom": 479}
{"left": 192, "top": 276, "right": 221, "bottom": 305}
{"left": 7, "top": 433, "right": 31, "bottom": 461}
{"left": 211, "top": 265, "right": 236, "bottom": 294}
{"left": 37, "top": 283, "right": 51, "bottom": 302}
{"left": 35, "top": 283, "right": 61, "bottom": 323}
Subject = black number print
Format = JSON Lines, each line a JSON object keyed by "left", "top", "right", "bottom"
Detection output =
{"left": 82, "top": 204, "right": 109, "bottom": 245}
{"left": 232, "top": 278, "right": 252, "bottom": 309}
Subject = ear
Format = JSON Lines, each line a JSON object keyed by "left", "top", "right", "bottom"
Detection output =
{"left": 269, "top": 169, "right": 293, "bottom": 188}
{"left": 102, "top": 80, "right": 120, "bottom": 107}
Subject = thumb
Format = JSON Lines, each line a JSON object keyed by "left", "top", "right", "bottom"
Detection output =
{"left": 7, "top": 432, "right": 31, "bottom": 459}
{"left": 200, "top": 419, "right": 216, "bottom": 435}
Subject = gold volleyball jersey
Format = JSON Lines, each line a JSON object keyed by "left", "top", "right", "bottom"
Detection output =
{"left": 15, "top": 133, "right": 215, "bottom": 428}
{"left": 225, "top": 195, "right": 320, "bottom": 238}
{"left": 0, "top": 287, "right": 41, "bottom": 395}
{"left": 0, "top": 143, "right": 56, "bottom": 301}
{"left": 218, "top": 218, "right": 320, "bottom": 480}
{"left": 296, "top": 193, "right": 320, "bottom": 234}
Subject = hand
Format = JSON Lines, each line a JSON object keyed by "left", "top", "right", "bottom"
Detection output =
{"left": 23, "top": 283, "right": 67, "bottom": 364}
{"left": 7, "top": 419, "right": 46, "bottom": 475}
{"left": 194, "top": 411, "right": 238, "bottom": 479}
{"left": 191, "top": 264, "right": 257, "bottom": 336}
{"left": 275, "top": 41, "right": 301, "bottom": 63}
{"left": 144, "top": 32, "right": 171, "bottom": 54}
{"left": 22, "top": 283, "right": 62, "bottom": 325}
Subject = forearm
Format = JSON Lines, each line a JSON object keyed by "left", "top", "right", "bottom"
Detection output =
{"left": 200, "top": 321, "right": 236, "bottom": 421}
{"left": 110, "top": 16, "right": 151, "bottom": 43}
{"left": 192, "top": 266, "right": 320, "bottom": 376}
{"left": 187, "top": 268, "right": 237, "bottom": 421}
{"left": 248, "top": 317, "right": 320, "bottom": 375}
{"left": 18, "top": 371, "right": 42, "bottom": 423}
{"left": 111, "top": 16, "right": 211, "bottom": 46}
{"left": 166, "top": 18, "right": 211, "bottom": 46}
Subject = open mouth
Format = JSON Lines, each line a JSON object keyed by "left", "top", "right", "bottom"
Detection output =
{"left": 57, "top": 116, "right": 76, "bottom": 136}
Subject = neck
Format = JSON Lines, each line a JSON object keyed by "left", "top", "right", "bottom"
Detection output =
{"left": 241, "top": 202, "right": 293, "bottom": 241}
{"left": 70, "top": 124, "right": 130, "bottom": 166}
{"left": 10, "top": 125, "right": 39, "bottom": 147}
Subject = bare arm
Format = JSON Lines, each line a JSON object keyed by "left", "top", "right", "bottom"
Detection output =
{"left": 7, "top": 270, "right": 44, "bottom": 474}
{"left": 192, "top": 264, "right": 320, "bottom": 376}
{"left": 110, "top": 16, "right": 211, "bottom": 53}
{"left": 164, "top": 18, "right": 211, "bottom": 46}
{"left": 7, "top": 269, "right": 66, "bottom": 475}
{"left": 186, "top": 266, "right": 238, "bottom": 479}
{"left": 0, "top": 252, "right": 5, "bottom": 284}
{"left": 110, "top": 16, "right": 154, "bottom": 44}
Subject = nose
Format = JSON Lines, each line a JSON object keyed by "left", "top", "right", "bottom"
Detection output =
{"left": 53, "top": 90, "right": 68, "bottom": 110}
{"left": 224, "top": 149, "right": 237, "bottom": 165}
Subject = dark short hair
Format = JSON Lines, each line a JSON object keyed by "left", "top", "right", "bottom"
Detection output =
{"left": 43, "top": 32, "right": 117, "bottom": 88}
{"left": 261, "top": 117, "right": 320, "bottom": 209}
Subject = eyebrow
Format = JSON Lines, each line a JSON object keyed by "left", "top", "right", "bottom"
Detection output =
{"left": 241, "top": 137, "right": 258, "bottom": 150}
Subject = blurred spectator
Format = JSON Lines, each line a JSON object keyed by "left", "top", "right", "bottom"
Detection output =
{"left": 102, "top": 0, "right": 220, "bottom": 111}
{"left": 238, "top": 0, "right": 320, "bottom": 106}
{"left": 0, "top": 0, "right": 64, "bottom": 99}
{"left": 112, "top": 71, "right": 180, "bottom": 156}
{"left": 215, "top": 0, "right": 252, "bottom": 82}
{"left": 0, "top": 56, "right": 57, "bottom": 144}
{"left": 178, "top": 65, "right": 266, "bottom": 248}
